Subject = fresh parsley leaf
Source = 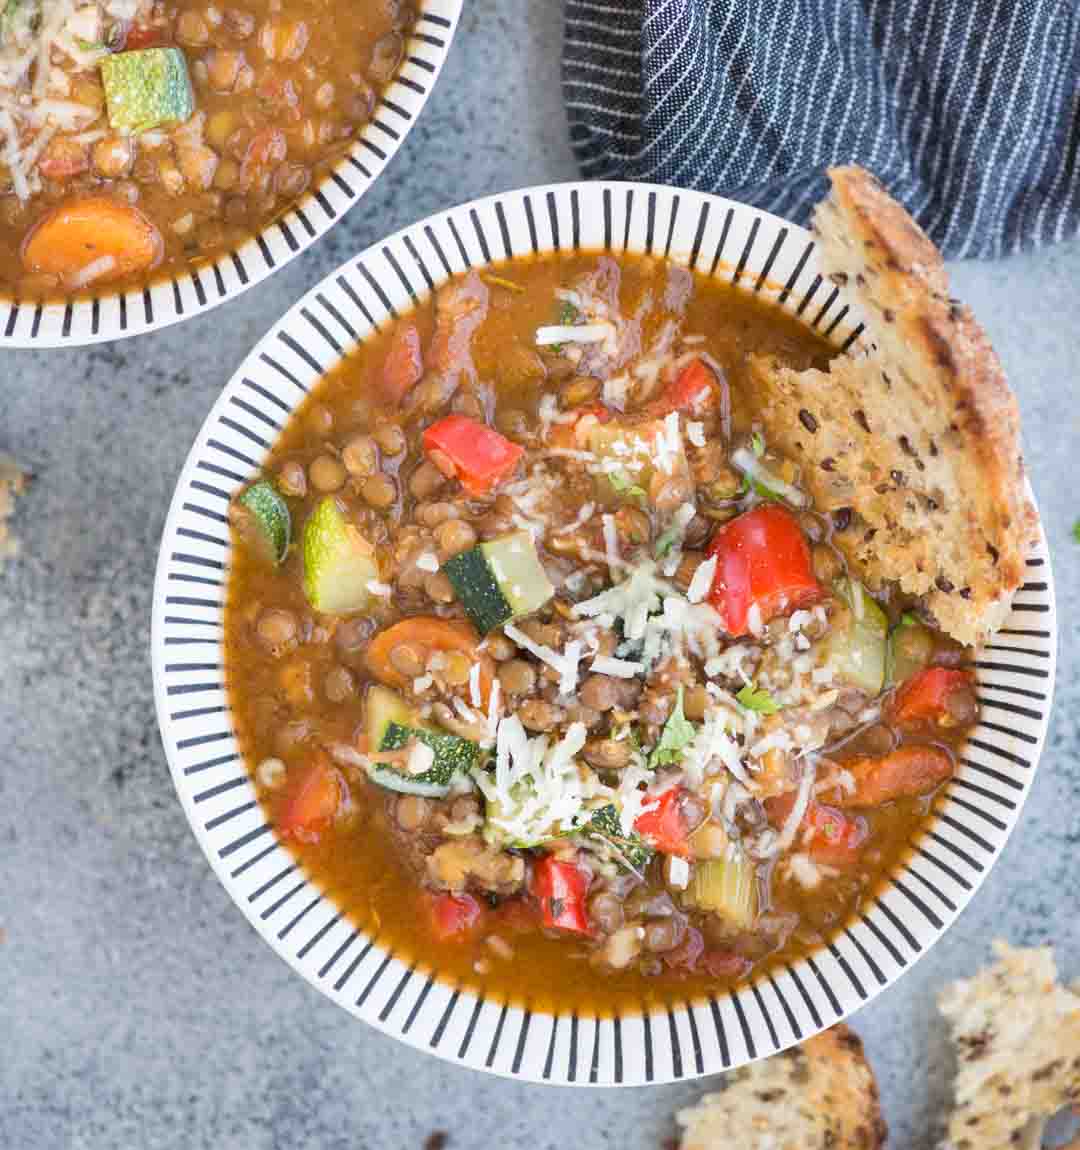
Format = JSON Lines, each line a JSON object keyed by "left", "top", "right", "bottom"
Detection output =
{"left": 608, "top": 469, "right": 646, "bottom": 501}
{"left": 648, "top": 687, "right": 697, "bottom": 769}
{"left": 739, "top": 473, "right": 782, "bottom": 503}
{"left": 1073, "top": 520, "right": 1080, "bottom": 544}
{"left": 750, "top": 431, "right": 766, "bottom": 457}
{"left": 655, "top": 521, "right": 682, "bottom": 558}
{"left": 735, "top": 682, "right": 781, "bottom": 715}
{"left": 547, "top": 298, "right": 579, "bottom": 353}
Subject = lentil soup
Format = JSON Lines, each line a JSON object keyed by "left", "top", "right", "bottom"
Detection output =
{"left": 0, "top": 0, "right": 414, "bottom": 298}
{"left": 224, "top": 252, "right": 979, "bottom": 1015}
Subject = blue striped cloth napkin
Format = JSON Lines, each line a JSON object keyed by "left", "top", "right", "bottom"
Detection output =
{"left": 563, "top": 0, "right": 1080, "bottom": 259}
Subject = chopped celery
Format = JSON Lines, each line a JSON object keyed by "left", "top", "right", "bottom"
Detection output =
{"left": 686, "top": 855, "right": 757, "bottom": 930}
{"left": 823, "top": 578, "right": 888, "bottom": 695}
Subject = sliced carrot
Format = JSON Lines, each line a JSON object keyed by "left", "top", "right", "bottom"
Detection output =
{"left": 831, "top": 745, "right": 954, "bottom": 808}
{"left": 277, "top": 755, "right": 345, "bottom": 840}
{"left": 364, "top": 615, "right": 495, "bottom": 708}
{"left": 21, "top": 196, "right": 163, "bottom": 289}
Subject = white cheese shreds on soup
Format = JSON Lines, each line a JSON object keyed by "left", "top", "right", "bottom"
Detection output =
{"left": 686, "top": 554, "right": 717, "bottom": 604}
{"left": 730, "top": 446, "right": 809, "bottom": 508}
{"left": 473, "top": 718, "right": 610, "bottom": 846}
{"left": 535, "top": 322, "right": 615, "bottom": 347}
{"left": 590, "top": 655, "right": 644, "bottom": 678}
{"left": 667, "top": 856, "right": 690, "bottom": 889}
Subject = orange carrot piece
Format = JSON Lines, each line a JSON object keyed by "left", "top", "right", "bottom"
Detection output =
{"left": 364, "top": 616, "right": 495, "bottom": 708}
{"left": 833, "top": 745, "right": 954, "bottom": 807}
{"left": 21, "top": 196, "right": 163, "bottom": 288}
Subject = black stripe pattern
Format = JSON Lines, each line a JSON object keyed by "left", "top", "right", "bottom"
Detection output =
{"left": 0, "top": 1, "right": 461, "bottom": 347}
{"left": 152, "top": 181, "right": 1056, "bottom": 1085}
{"left": 563, "top": 0, "right": 1080, "bottom": 259}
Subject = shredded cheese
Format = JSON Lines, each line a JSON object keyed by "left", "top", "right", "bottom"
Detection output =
{"left": 535, "top": 322, "right": 615, "bottom": 347}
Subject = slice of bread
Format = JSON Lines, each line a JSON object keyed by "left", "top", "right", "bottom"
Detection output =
{"left": 752, "top": 166, "right": 1036, "bottom": 646}
{"left": 675, "top": 1024, "right": 887, "bottom": 1150}
{"left": 0, "top": 454, "right": 26, "bottom": 566}
{"left": 939, "top": 941, "right": 1080, "bottom": 1149}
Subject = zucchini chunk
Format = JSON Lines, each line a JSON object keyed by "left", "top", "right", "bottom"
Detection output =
{"left": 822, "top": 578, "right": 888, "bottom": 695}
{"left": 100, "top": 47, "right": 195, "bottom": 134}
{"left": 442, "top": 530, "right": 554, "bottom": 634}
{"left": 236, "top": 479, "right": 290, "bottom": 564}
{"left": 363, "top": 685, "right": 480, "bottom": 797}
{"left": 302, "top": 496, "right": 378, "bottom": 614}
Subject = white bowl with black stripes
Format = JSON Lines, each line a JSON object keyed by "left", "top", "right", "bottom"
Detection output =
{"left": 151, "top": 181, "right": 1057, "bottom": 1085}
{"left": 0, "top": 2, "right": 460, "bottom": 348}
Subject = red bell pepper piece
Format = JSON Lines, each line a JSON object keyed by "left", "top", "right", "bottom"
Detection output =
{"left": 764, "top": 793, "right": 868, "bottom": 866}
{"left": 429, "top": 892, "right": 484, "bottom": 942}
{"left": 381, "top": 322, "right": 423, "bottom": 404}
{"left": 833, "top": 745, "right": 954, "bottom": 808}
{"left": 422, "top": 415, "right": 524, "bottom": 497}
{"left": 530, "top": 856, "right": 592, "bottom": 935}
{"left": 277, "top": 756, "right": 344, "bottom": 840}
{"left": 633, "top": 788, "right": 691, "bottom": 858}
{"left": 655, "top": 359, "right": 717, "bottom": 416}
{"left": 888, "top": 667, "right": 975, "bottom": 728}
{"left": 123, "top": 23, "right": 169, "bottom": 48}
{"left": 706, "top": 504, "right": 822, "bottom": 636}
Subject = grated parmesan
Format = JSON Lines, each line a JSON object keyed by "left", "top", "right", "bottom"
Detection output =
{"left": 535, "top": 322, "right": 615, "bottom": 347}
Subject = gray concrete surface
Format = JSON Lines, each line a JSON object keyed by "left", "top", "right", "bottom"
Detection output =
{"left": 1, "top": 3, "right": 1078, "bottom": 1147}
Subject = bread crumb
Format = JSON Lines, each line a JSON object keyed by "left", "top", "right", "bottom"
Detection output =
{"left": 939, "top": 940, "right": 1080, "bottom": 1149}
{"left": 0, "top": 454, "right": 27, "bottom": 566}
{"left": 676, "top": 1024, "right": 886, "bottom": 1149}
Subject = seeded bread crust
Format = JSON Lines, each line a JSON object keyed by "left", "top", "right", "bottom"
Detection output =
{"left": 675, "top": 1024, "right": 887, "bottom": 1150}
{"left": 753, "top": 165, "right": 1036, "bottom": 646}
{"left": 938, "top": 941, "right": 1080, "bottom": 1150}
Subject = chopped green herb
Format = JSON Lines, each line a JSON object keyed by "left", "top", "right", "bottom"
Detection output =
{"left": 648, "top": 687, "right": 697, "bottom": 769}
{"left": 1073, "top": 520, "right": 1080, "bottom": 544}
{"left": 735, "top": 682, "right": 781, "bottom": 715}
{"left": 739, "top": 473, "right": 782, "bottom": 503}
{"left": 655, "top": 521, "right": 682, "bottom": 558}
{"left": 547, "top": 298, "right": 579, "bottom": 353}
{"left": 750, "top": 431, "right": 766, "bottom": 457}
{"left": 556, "top": 299, "right": 578, "bottom": 325}
{"left": 899, "top": 612, "right": 920, "bottom": 627}
{"left": 608, "top": 469, "right": 647, "bottom": 501}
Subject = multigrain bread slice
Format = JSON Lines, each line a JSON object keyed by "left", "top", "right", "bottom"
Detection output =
{"left": 675, "top": 1024, "right": 886, "bottom": 1150}
{"left": 752, "top": 165, "right": 1036, "bottom": 646}
{"left": 0, "top": 454, "right": 26, "bottom": 566}
{"left": 939, "top": 941, "right": 1080, "bottom": 1149}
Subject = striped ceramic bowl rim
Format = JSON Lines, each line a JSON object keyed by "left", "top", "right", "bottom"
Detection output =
{"left": 0, "top": 1, "right": 461, "bottom": 347}
{"left": 151, "top": 181, "right": 1056, "bottom": 1085}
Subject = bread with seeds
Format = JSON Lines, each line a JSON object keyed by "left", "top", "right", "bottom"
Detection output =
{"left": 939, "top": 941, "right": 1080, "bottom": 1149}
{"left": 675, "top": 1024, "right": 886, "bottom": 1149}
{"left": 752, "top": 165, "right": 1036, "bottom": 646}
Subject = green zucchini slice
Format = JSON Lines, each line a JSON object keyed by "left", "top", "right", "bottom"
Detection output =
{"left": 442, "top": 530, "right": 554, "bottom": 634}
{"left": 100, "top": 47, "right": 195, "bottom": 134}
{"left": 236, "top": 480, "right": 290, "bottom": 565}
